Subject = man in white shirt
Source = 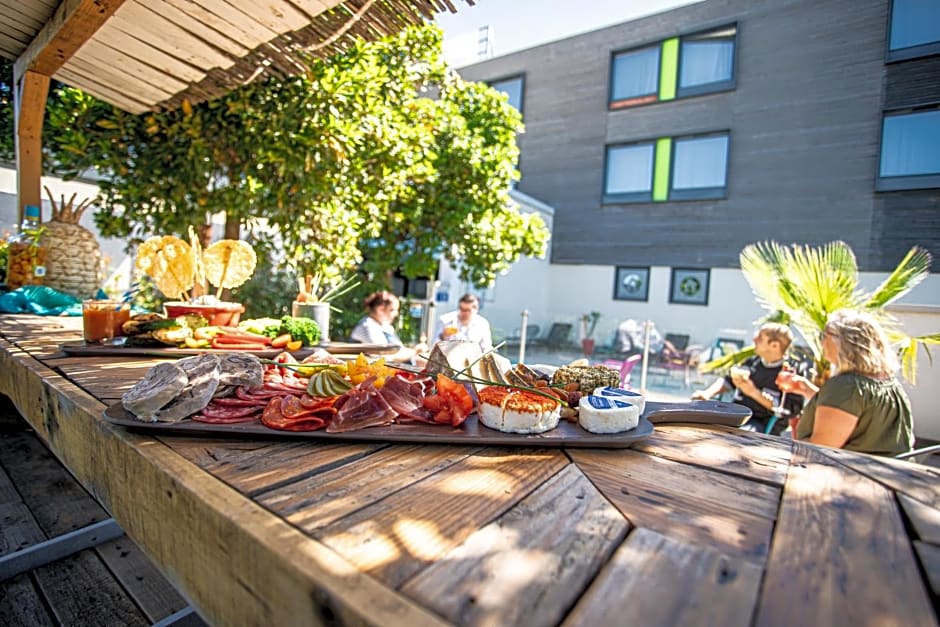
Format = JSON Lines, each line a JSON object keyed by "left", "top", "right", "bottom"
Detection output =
{"left": 433, "top": 293, "right": 493, "bottom": 352}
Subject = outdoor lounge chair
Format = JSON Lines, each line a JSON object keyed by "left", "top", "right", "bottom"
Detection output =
{"left": 529, "top": 322, "right": 573, "bottom": 349}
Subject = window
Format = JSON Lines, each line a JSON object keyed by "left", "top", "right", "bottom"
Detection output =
{"left": 671, "top": 134, "right": 730, "bottom": 199}
{"left": 878, "top": 109, "right": 940, "bottom": 190}
{"left": 678, "top": 26, "right": 736, "bottom": 96}
{"left": 605, "top": 132, "right": 729, "bottom": 203}
{"left": 888, "top": 0, "right": 940, "bottom": 60}
{"left": 609, "top": 25, "right": 736, "bottom": 109}
{"left": 489, "top": 75, "right": 524, "bottom": 112}
{"left": 610, "top": 46, "right": 660, "bottom": 106}
{"left": 604, "top": 143, "right": 655, "bottom": 202}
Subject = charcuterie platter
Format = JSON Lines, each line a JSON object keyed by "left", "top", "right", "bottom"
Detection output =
{"left": 61, "top": 342, "right": 396, "bottom": 359}
{"left": 102, "top": 400, "right": 748, "bottom": 448}
{"left": 103, "top": 402, "right": 656, "bottom": 448}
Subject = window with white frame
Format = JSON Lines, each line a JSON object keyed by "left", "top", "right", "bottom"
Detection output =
{"left": 878, "top": 109, "right": 940, "bottom": 190}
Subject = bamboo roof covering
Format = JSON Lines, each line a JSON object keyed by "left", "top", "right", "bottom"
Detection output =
{"left": 1, "top": 0, "right": 469, "bottom": 114}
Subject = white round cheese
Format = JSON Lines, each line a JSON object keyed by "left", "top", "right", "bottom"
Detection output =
{"left": 578, "top": 395, "right": 640, "bottom": 434}
{"left": 594, "top": 386, "right": 645, "bottom": 414}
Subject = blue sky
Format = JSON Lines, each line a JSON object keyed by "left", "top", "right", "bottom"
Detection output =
{"left": 435, "top": 0, "right": 702, "bottom": 65}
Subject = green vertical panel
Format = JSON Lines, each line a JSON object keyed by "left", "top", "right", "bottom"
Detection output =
{"left": 653, "top": 138, "right": 672, "bottom": 201}
{"left": 659, "top": 38, "right": 679, "bottom": 101}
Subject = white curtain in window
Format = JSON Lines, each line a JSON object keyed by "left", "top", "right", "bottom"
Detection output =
{"left": 890, "top": 0, "right": 940, "bottom": 49}
{"left": 881, "top": 110, "right": 940, "bottom": 176}
{"left": 607, "top": 144, "right": 654, "bottom": 193}
{"left": 672, "top": 136, "right": 728, "bottom": 189}
{"left": 612, "top": 47, "right": 659, "bottom": 100}
{"left": 680, "top": 40, "right": 734, "bottom": 88}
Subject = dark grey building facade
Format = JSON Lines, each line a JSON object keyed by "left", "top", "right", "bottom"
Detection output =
{"left": 457, "top": 0, "right": 940, "bottom": 271}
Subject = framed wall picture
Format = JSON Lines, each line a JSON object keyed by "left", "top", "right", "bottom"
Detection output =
{"left": 613, "top": 266, "right": 650, "bottom": 301}
{"left": 669, "top": 267, "right": 710, "bottom": 305}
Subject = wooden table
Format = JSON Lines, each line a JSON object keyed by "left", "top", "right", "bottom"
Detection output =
{"left": 1, "top": 314, "right": 938, "bottom": 626}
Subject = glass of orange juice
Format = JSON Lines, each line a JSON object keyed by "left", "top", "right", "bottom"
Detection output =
{"left": 442, "top": 325, "right": 458, "bottom": 339}
{"left": 82, "top": 300, "right": 131, "bottom": 344}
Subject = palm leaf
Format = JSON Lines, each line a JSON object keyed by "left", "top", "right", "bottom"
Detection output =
{"left": 699, "top": 346, "right": 756, "bottom": 374}
{"left": 863, "top": 246, "right": 932, "bottom": 309}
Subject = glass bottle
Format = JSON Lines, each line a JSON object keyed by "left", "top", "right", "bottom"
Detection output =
{"left": 5, "top": 205, "right": 48, "bottom": 289}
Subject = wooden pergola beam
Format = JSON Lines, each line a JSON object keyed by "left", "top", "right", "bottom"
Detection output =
{"left": 13, "top": 0, "right": 125, "bottom": 220}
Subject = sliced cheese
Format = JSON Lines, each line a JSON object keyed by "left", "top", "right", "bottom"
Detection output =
{"left": 594, "top": 386, "right": 646, "bottom": 414}
{"left": 578, "top": 395, "right": 640, "bottom": 434}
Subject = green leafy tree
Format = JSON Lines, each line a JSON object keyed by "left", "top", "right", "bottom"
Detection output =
{"left": 701, "top": 241, "right": 939, "bottom": 384}
{"left": 42, "top": 25, "right": 547, "bottom": 292}
{"left": 0, "top": 59, "right": 13, "bottom": 164}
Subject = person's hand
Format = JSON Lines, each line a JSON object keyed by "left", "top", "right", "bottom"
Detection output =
{"left": 734, "top": 376, "right": 760, "bottom": 400}
{"left": 691, "top": 389, "right": 709, "bottom": 400}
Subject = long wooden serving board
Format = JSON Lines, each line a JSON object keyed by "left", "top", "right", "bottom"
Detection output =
{"left": 102, "top": 400, "right": 750, "bottom": 449}
{"left": 61, "top": 342, "right": 397, "bottom": 359}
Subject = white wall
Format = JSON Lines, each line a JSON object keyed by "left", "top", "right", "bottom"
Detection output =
{"left": 888, "top": 304, "right": 940, "bottom": 441}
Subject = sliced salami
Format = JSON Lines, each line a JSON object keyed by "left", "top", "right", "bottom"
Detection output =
{"left": 192, "top": 411, "right": 261, "bottom": 424}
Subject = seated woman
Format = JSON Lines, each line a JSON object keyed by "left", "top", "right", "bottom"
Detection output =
{"left": 783, "top": 309, "right": 914, "bottom": 456}
{"left": 350, "top": 290, "right": 427, "bottom": 365}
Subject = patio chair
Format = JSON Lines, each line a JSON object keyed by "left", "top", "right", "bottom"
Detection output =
{"left": 505, "top": 324, "right": 540, "bottom": 347}
{"left": 529, "top": 322, "right": 573, "bottom": 349}
{"left": 658, "top": 333, "right": 704, "bottom": 387}
{"left": 601, "top": 353, "right": 643, "bottom": 388}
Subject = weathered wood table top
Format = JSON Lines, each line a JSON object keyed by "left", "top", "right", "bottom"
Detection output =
{"left": 1, "top": 314, "right": 938, "bottom": 626}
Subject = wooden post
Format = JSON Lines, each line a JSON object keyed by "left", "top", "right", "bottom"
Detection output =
{"left": 14, "top": 71, "right": 50, "bottom": 223}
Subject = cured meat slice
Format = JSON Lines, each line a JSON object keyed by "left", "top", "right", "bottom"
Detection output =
{"left": 192, "top": 412, "right": 261, "bottom": 424}
{"left": 379, "top": 374, "right": 430, "bottom": 419}
{"left": 327, "top": 379, "right": 397, "bottom": 433}
{"left": 211, "top": 396, "right": 269, "bottom": 407}
{"left": 261, "top": 397, "right": 329, "bottom": 431}
{"left": 122, "top": 362, "right": 188, "bottom": 422}
{"left": 218, "top": 353, "right": 264, "bottom": 388}
{"left": 197, "top": 404, "right": 262, "bottom": 419}
{"left": 236, "top": 386, "right": 283, "bottom": 400}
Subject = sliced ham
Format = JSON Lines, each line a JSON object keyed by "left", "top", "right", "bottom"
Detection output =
{"left": 327, "top": 378, "right": 397, "bottom": 433}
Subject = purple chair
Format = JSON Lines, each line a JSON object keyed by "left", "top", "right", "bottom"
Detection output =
{"left": 601, "top": 353, "right": 643, "bottom": 388}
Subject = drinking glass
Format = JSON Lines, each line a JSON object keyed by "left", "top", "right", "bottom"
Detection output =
{"left": 82, "top": 300, "right": 131, "bottom": 344}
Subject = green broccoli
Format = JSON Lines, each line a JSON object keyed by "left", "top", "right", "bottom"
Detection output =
{"left": 262, "top": 316, "right": 320, "bottom": 346}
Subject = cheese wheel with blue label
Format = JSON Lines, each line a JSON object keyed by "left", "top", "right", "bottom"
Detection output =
{"left": 578, "top": 395, "right": 640, "bottom": 434}
{"left": 594, "top": 386, "right": 645, "bottom": 414}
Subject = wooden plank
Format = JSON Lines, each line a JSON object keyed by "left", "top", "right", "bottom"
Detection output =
{"left": 89, "top": 27, "right": 207, "bottom": 83}
{"left": 755, "top": 443, "right": 935, "bottom": 627}
{"left": 68, "top": 46, "right": 184, "bottom": 98}
{"left": 0, "top": 336, "right": 449, "bottom": 627}
{"left": 571, "top": 448, "right": 781, "bottom": 519}
{"left": 169, "top": 437, "right": 385, "bottom": 497}
{"left": 14, "top": 0, "right": 126, "bottom": 79}
{"left": 14, "top": 70, "right": 49, "bottom": 219}
{"left": 0, "top": 428, "right": 110, "bottom": 536}
{"left": 260, "top": 444, "right": 480, "bottom": 530}
{"left": 316, "top": 448, "right": 569, "bottom": 587}
{"left": 107, "top": 5, "right": 238, "bottom": 69}
{"left": 0, "top": 465, "right": 48, "bottom": 558}
{"left": 54, "top": 66, "right": 152, "bottom": 114}
{"left": 899, "top": 493, "right": 940, "bottom": 545}
{"left": 151, "top": 0, "right": 250, "bottom": 57}
{"left": 164, "top": 0, "right": 274, "bottom": 51}
{"left": 182, "top": 0, "right": 279, "bottom": 42}
{"left": 95, "top": 536, "right": 193, "bottom": 623}
{"left": 913, "top": 541, "right": 940, "bottom": 597}
{"left": 401, "top": 464, "right": 629, "bottom": 627}
{"left": 633, "top": 424, "right": 793, "bottom": 486}
{"left": 571, "top": 448, "right": 777, "bottom": 563}
{"left": 563, "top": 527, "right": 762, "bottom": 627}
{"left": 219, "top": 0, "right": 312, "bottom": 33}
{"left": 0, "top": 0, "right": 54, "bottom": 25}
{"left": 0, "top": 573, "right": 56, "bottom": 626}
{"left": 818, "top": 446, "right": 940, "bottom": 509}
{"left": 34, "top": 549, "right": 150, "bottom": 626}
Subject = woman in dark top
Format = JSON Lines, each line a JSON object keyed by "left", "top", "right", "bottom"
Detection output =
{"left": 783, "top": 309, "right": 914, "bottom": 456}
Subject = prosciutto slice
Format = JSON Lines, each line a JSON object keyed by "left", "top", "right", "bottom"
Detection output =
{"left": 327, "top": 378, "right": 397, "bottom": 433}
{"left": 379, "top": 374, "right": 434, "bottom": 422}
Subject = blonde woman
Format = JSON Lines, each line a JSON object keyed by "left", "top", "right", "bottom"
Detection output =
{"left": 782, "top": 309, "right": 914, "bottom": 456}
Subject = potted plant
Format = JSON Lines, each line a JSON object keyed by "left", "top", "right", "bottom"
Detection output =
{"left": 580, "top": 311, "right": 601, "bottom": 357}
{"left": 700, "top": 241, "right": 939, "bottom": 385}
{"left": 293, "top": 273, "right": 360, "bottom": 344}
